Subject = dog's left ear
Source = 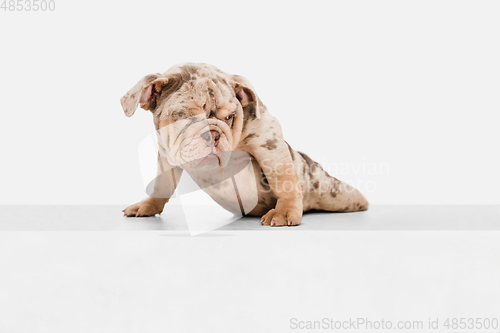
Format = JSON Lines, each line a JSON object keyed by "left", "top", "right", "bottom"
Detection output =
{"left": 120, "top": 73, "right": 181, "bottom": 117}
{"left": 232, "top": 75, "right": 261, "bottom": 119}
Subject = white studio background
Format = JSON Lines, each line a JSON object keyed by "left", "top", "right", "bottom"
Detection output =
{"left": 1, "top": 0, "right": 499, "bottom": 205}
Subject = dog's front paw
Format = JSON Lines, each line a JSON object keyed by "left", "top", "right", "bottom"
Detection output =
{"left": 123, "top": 197, "right": 168, "bottom": 217}
{"left": 261, "top": 205, "right": 302, "bottom": 227}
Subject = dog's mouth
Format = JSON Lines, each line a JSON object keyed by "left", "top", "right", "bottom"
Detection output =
{"left": 196, "top": 149, "right": 223, "bottom": 168}
{"left": 204, "top": 152, "right": 220, "bottom": 163}
{"left": 157, "top": 117, "right": 234, "bottom": 169}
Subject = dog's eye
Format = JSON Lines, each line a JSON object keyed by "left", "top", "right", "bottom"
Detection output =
{"left": 225, "top": 114, "right": 234, "bottom": 121}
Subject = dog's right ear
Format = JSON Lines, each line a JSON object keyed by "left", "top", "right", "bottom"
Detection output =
{"left": 120, "top": 73, "right": 180, "bottom": 117}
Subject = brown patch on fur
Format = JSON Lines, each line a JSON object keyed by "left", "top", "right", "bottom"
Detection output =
{"left": 242, "top": 104, "right": 257, "bottom": 128}
{"left": 298, "top": 151, "right": 323, "bottom": 179}
{"left": 298, "top": 151, "right": 314, "bottom": 168}
{"left": 261, "top": 139, "right": 278, "bottom": 150}
{"left": 207, "top": 86, "right": 215, "bottom": 100}
{"left": 242, "top": 133, "right": 257, "bottom": 144}
{"left": 330, "top": 177, "right": 341, "bottom": 198}
{"left": 313, "top": 181, "right": 319, "bottom": 189}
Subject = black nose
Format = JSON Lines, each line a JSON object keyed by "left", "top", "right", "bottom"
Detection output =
{"left": 201, "top": 130, "right": 220, "bottom": 146}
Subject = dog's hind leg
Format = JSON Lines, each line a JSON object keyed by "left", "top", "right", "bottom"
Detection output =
{"left": 292, "top": 150, "right": 369, "bottom": 213}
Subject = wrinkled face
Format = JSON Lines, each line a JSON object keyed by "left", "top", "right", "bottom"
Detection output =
{"left": 121, "top": 63, "right": 259, "bottom": 170}
{"left": 155, "top": 77, "right": 243, "bottom": 169}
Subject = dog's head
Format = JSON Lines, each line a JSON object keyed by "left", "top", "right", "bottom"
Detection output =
{"left": 120, "top": 63, "right": 260, "bottom": 169}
